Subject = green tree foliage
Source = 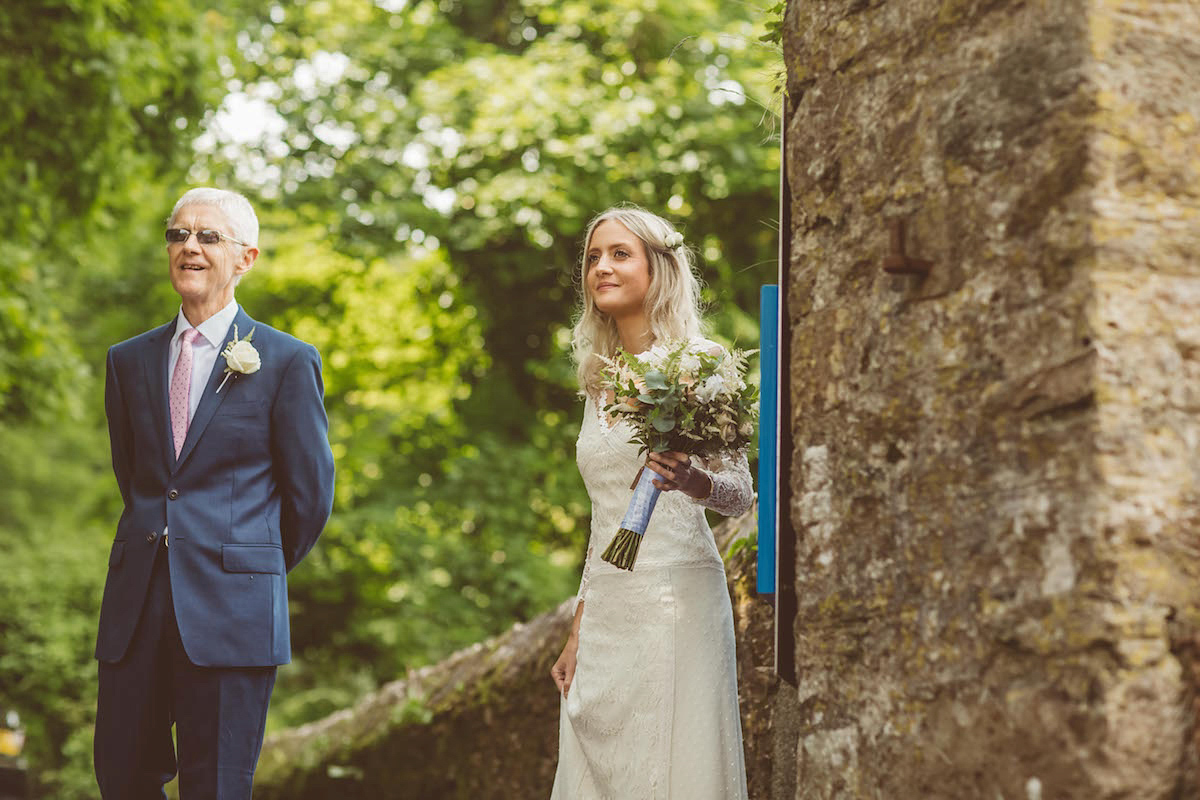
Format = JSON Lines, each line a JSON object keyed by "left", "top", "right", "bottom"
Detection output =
{"left": 189, "top": 0, "right": 779, "bottom": 726}
{"left": 2, "top": 0, "right": 779, "bottom": 795}
{"left": 0, "top": 2, "right": 239, "bottom": 796}
{"left": 0, "top": 0, "right": 230, "bottom": 421}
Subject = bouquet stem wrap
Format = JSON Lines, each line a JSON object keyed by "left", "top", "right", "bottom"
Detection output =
{"left": 601, "top": 465, "right": 662, "bottom": 571}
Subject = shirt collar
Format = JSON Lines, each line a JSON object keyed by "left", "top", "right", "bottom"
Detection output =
{"left": 173, "top": 299, "right": 240, "bottom": 349}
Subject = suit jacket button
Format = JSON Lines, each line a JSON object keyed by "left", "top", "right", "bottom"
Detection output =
{"left": 168, "top": 489, "right": 179, "bottom": 500}
{"left": 146, "top": 531, "right": 158, "bottom": 543}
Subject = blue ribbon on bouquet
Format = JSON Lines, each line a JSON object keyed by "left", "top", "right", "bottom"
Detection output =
{"left": 600, "top": 465, "right": 662, "bottom": 570}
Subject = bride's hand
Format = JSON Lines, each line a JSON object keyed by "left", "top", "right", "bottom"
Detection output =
{"left": 646, "top": 451, "right": 713, "bottom": 499}
{"left": 551, "top": 636, "right": 579, "bottom": 696}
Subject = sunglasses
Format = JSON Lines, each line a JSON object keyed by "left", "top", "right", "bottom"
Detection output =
{"left": 165, "top": 228, "right": 249, "bottom": 247}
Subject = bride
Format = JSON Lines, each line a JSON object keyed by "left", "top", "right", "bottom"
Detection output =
{"left": 550, "top": 206, "right": 753, "bottom": 799}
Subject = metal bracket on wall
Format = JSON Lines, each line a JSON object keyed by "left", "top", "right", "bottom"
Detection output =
{"left": 881, "top": 219, "right": 932, "bottom": 276}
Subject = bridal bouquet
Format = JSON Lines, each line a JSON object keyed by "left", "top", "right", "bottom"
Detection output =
{"left": 599, "top": 340, "right": 758, "bottom": 570}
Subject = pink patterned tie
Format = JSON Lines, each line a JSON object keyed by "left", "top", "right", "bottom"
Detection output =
{"left": 170, "top": 328, "right": 201, "bottom": 458}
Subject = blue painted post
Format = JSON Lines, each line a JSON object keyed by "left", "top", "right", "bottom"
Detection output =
{"left": 757, "top": 284, "right": 779, "bottom": 595}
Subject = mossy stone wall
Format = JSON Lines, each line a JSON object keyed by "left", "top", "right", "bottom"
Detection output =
{"left": 781, "top": 1, "right": 1200, "bottom": 797}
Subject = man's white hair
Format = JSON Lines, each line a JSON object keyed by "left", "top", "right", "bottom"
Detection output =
{"left": 168, "top": 188, "right": 259, "bottom": 248}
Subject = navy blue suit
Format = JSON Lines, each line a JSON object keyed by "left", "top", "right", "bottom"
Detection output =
{"left": 95, "top": 306, "right": 335, "bottom": 797}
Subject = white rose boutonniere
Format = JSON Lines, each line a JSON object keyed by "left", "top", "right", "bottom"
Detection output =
{"left": 216, "top": 325, "right": 260, "bottom": 393}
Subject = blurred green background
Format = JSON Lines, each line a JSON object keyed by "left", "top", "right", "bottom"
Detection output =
{"left": 0, "top": 0, "right": 781, "bottom": 795}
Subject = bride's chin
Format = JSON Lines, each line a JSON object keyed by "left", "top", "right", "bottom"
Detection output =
{"left": 593, "top": 298, "right": 635, "bottom": 317}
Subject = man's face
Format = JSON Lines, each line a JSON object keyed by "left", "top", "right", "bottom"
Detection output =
{"left": 167, "top": 204, "right": 257, "bottom": 310}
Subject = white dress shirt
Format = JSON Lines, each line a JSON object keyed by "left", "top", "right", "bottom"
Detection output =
{"left": 167, "top": 299, "right": 240, "bottom": 424}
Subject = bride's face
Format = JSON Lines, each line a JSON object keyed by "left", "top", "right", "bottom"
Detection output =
{"left": 586, "top": 220, "right": 651, "bottom": 318}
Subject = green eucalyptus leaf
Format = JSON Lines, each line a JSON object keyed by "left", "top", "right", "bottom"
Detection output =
{"left": 643, "top": 370, "right": 669, "bottom": 390}
{"left": 651, "top": 414, "right": 676, "bottom": 433}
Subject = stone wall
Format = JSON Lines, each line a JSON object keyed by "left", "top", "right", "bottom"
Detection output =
{"left": 780, "top": 1, "right": 1200, "bottom": 797}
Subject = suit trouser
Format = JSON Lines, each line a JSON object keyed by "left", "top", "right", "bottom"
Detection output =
{"left": 94, "top": 540, "right": 276, "bottom": 800}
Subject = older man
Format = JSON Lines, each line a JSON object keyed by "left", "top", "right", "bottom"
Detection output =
{"left": 94, "top": 188, "right": 335, "bottom": 798}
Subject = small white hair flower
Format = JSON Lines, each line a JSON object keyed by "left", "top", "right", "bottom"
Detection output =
{"left": 663, "top": 231, "right": 684, "bottom": 249}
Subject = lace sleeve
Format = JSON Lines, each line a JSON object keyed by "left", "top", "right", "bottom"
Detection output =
{"left": 694, "top": 448, "right": 755, "bottom": 517}
{"left": 574, "top": 544, "right": 593, "bottom": 614}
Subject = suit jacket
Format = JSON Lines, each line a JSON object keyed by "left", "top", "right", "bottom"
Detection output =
{"left": 96, "top": 306, "right": 335, "bottom": 667}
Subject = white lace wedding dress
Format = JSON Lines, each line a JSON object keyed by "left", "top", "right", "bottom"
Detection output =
{"left": 550, "top": 389, "right": 753, "bottom": 800}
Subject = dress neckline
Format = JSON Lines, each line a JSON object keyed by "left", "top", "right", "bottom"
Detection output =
{"left": 589, "top": 390, "right": 621, "bottom": 433}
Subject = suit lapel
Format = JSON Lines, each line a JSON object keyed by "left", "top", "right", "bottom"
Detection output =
{"left": 173, "top": 307, "right": 257, "bottom": 472}
{"left": 141, "top": 320, "right": 177, "bottom": 475}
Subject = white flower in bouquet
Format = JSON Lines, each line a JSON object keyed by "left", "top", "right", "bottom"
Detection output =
{"left": 717, "top": 355, "right": 746, "bottom": 392}
{"left": 694, "top": 374, "right": 727, "bottom": 404}
{"left": 636, "top": 344, "right": 671, "bottom": 371}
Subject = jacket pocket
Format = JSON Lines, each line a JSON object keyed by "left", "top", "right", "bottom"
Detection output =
{"left": 221, "top": 543, "right": 284, "bottom": 574}
{"left": 108, "top": 540, "right": 126, "bottom": 568}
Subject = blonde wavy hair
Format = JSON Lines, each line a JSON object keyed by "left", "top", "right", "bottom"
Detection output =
{"left": 571, "top": 206, "right": 704, "bottom": 392}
